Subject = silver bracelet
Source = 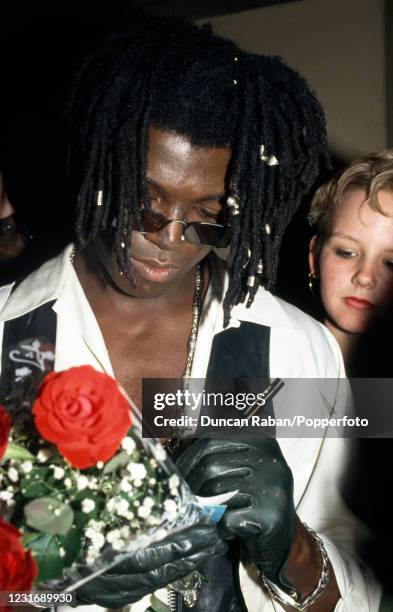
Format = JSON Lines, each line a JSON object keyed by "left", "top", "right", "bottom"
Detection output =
{"left": 259, "top": 523, "right": 330, "bottom": 612}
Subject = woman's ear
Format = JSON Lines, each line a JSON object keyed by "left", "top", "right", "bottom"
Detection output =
{"left": 308, "top": 235, "right": 319, "bottom": 277}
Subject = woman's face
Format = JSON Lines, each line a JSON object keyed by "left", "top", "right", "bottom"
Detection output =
{"left": 309, "top": 188, "right": 393, "bottom": 335}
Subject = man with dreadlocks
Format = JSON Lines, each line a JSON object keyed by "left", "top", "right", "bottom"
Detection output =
{"left": 0, "top": 14, "right": 379, "bottom": 612}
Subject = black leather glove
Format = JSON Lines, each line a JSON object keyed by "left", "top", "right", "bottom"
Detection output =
{"left": 75, "top": 523, "right": 227, "bottom": 608}
{"left": 177, "top": 437, "right": 297, "bottom": 597}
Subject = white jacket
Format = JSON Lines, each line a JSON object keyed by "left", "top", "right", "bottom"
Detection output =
{"left": 0, "top": 245, "right": 381, "bottom": 611}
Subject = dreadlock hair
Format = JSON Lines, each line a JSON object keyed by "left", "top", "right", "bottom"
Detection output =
{"left": 66, "top": 13, "right": 330, "bottom": 326}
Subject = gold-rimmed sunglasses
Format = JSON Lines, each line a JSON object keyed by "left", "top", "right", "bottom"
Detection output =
{"left": 134, "top": 209, "right": 233, "bottom": 248}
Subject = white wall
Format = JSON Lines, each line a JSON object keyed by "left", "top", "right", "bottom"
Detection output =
{"left": 198, "top": 0, "right": 386, "bottom": 162}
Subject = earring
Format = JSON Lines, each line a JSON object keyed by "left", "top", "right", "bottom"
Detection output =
{"left": 308, "top": 271, "right": 317, "bottom": 296}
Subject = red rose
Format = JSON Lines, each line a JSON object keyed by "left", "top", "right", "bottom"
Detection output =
{"left": 0, "top": 405, "right": 12, "bottom": 460}
{"left": 0, "top": 517, "right": 38, "bottom": 611}
{"left": 32, "top": 365, "right": 132, "bottom": 469}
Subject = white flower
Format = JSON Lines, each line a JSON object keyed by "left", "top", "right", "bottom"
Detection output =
{"left": 168, "top": 474, "right": 180, "bottom": 490}
{"left": 64, "top": 478, "right": 72, "bottom": 489}
{"left": 163, "top": 499, "right": 178, "bottom": 520}
{"left": 120, "top": 478, "right": 132, "bottom": 493}
{"left": 106, "top": 498, "right": 116, "bottom": 512}
{"left": 0, "top": 491, "right": 13, "bottom": 501}
{"left": 148, "top": 478, "right": 157, "bottom": 486}
{"left": 152, "top": 445, "right": 166, "bottom": 462}
{"left": 86, "top": 528, "right": 105, "bottom": 551}
{"left": 86, "top": 547, "right": 99, "bottom": 565}
{"left": 143, "top": 497, "right": 155, "bottom": 509}
{"left": 133, "top": 479, "right": 142, "bottom": 488}
{"left": 149, "top": 459, "right": 157, "bottom": 468}
{"left": 88, "top": 519, "right": 104, "bottom": 531}
{"left": 127, "top": 463, "right": 147, "bottom": 481}
{"left": 96, "top": 461, "right": 104, "bottom": 469}
{"left": 112, "top": 538, "right": 125, "bottom": 551}
{"left": 52, "top": 466, "right": 65, "bottom": 480}
{"left": 147, "top": 515, "right": 161, "bottom": 526}
{"left": 120, "top": 526, "right": 130, "bottom": 538}
{"left": 81, "top": 499, "right": 96, "bottom": 513}
{"left": 88, "top": 477, "right": 98, "bottom": 490}
{"left": 106, "top": 529, "right": 125, "bottom": 550}
{"left": 59, "top": 547, "right": 66, "bottom": 558}
{"left": 20, "top": 461, "right": 33, "bottom": 474}
{"left": 106, "top": 529, "right": 121, "bottom": 544}
{"left": 121, "top": 437, "right": 136, "bottom": 454}
{"left": 37, "top": 449, "right": 51, "bottom": 462}
{"left": 8, "top": 467, "right": 19, "bottom": 483}
{"left": 77, "top": 475, "right": 89, "bottom": 491}
{"left": 115, "top": 499, "right": 130, "bottom": 517}
{"left": 126, "top": 511, "right": 135, "bottom": 521}
{"left": 137, "top": 505, "right": 151, "bottom": 519}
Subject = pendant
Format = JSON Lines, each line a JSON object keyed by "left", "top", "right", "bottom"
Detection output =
{"left": 170, "top": 571, "right": 203, "bottom": 608}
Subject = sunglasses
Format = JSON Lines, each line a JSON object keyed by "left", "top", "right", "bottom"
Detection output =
{"left": 133, "top": 209, "right": 233, "bottom": 248}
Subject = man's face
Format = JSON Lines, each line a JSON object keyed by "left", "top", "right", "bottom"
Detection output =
{"left": 95, "top": 126, "right": 231, "bottom": 298}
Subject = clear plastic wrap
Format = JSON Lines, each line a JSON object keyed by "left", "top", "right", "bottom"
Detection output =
{"left": 0, "top": 338, "right": 204, "bottom": 596}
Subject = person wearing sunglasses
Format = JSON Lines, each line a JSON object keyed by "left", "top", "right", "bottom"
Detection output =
{"left": 0, "top": 172, "right": 27, "bottom": 265}
{"left": 0, "top": 13, "right": 380, "bottom": 612}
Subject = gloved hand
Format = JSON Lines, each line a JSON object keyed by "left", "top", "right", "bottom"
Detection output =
{"left": 76, "top": 523, "right": 227, "bottom": 607}
{"left": 177, "top": 437, "right": 297, "bottom": 597}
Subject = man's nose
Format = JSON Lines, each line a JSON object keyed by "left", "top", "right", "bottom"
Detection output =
{"left": 351, "top": 259, "right": 377, "bottom": 288}
{"left": 145, "top": 219, "right": 185, "bottom": 250}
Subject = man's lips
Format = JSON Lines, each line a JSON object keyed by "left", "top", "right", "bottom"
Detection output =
{"left": 130, "top": 256, "right": 180, "bottom": 283}
{"left": 344, "top": 296, "right": 375, "bottom": 310}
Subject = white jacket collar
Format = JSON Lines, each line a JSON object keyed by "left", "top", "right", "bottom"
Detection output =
{"left": 0, "top": 245, "right": 296, "bottom": 331}
{"left": 0, "top": 245, "right": 74, "bottom": 321}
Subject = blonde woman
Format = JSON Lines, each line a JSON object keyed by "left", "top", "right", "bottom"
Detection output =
{"left": 308, "top": 150, "right": 393, "bottom": 376}
{"left": 309, "top": 153, "right": 393, "bottom": 609}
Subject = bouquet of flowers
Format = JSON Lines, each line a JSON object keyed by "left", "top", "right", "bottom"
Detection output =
{"left": 0, "top": 338, "right": 204, "bottom": 606}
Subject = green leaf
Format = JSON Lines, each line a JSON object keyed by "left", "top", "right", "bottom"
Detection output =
{"left": 73, "top": 510, "right": 90, "bottom": 529}
{"left": 103, "top": 450, "right": 129, "bottom": 474}
{"left": 58, "top": 527, "right": 81, "bottom": 567}
{"left": 3, "top": 442, "right": 35, "bottom": 461}
{"left": 21, "top": 467, "right": 51, "bottom": 498}
{"left": 22, "top": 530, "right": 42, "bottom": 548}
{"left": 29, "top": 533, "right": 64, "bottom": 581}
{"left": 24, "top": 497, "right": 74, "bottom": 535}
{"left": 21, "top": 479, "right": 49, "bottom": 498}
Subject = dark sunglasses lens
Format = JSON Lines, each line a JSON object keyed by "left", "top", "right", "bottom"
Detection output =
{"left": 137, "top": 210, "right": 168, "bottom": 232}
{"left": 184, "top": 223, "right": 232, "bottom": 248}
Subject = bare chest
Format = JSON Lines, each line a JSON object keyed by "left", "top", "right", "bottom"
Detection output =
{"left": 99, "top": 316, "right": 192, "bottom": 407}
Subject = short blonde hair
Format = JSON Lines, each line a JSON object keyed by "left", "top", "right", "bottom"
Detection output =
{"left": 309, "top": 149, "right": 393, "bottom": 238}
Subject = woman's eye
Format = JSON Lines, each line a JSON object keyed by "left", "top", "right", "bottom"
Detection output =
{"left": 384, "top": 260, "right": 393, "bottom": 271}
{"left": 334, "top": 248, "right": 356, "bottom": 259}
